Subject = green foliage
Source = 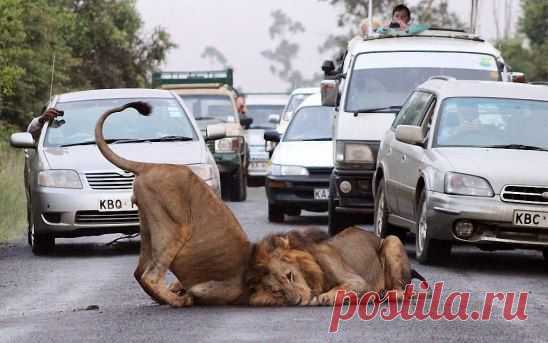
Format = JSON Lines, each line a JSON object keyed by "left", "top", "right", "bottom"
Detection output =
{"left": 0, "top": 0, "right": 175, "bottom": 129}
{"left": 497, "top": 0, "right": 548, "bottom": 81}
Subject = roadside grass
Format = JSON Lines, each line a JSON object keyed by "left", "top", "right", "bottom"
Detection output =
{"left": 0, "top": 126, "right": 27, "bottom": 242}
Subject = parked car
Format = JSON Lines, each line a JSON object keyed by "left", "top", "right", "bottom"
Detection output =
{"left": 245, "top": 93, "right": 289, "bottom": 186}
{"left": 264, "top": 94, "right": 334, "bottom": 222}
{"left": 374, "top": 79, "right": 548, "bottom": 264}
{"left": 9, "top": 88, "right": 224, "bottom": 254}
{"left": 321, "top": 28, "right": 511, "bottom": 235}
{"left": 276, "top": 87, "right": 319, "bottom": 134}
{"left": 154, "top": 69, "right": 251, "bottom": 201}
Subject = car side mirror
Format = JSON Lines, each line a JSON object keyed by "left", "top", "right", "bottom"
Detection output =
{"left": 10, "top": 132, "right": 35, "bottom": 149}
{"left": 205, "top": 124, "right": 226, "bottom": 141}
{"left": 321, "top": 80, "right": 339, "bottom": 107}
{"left": 510, "top": 72, "right": 526, "bottom": 83}
{"left": 395, "top": 125, "right": 425, "bottom": 146}
{"left": 240, "top": 117, "right": 253, "bottom": 129}
{"left": 268, "top": 114, "right": 280, "bottom": 124}
{"left": 322, "top": 60, "right": 336, "bottom": 77}
{"left": 264, "top": 130, "right": 280, "bottom": 143}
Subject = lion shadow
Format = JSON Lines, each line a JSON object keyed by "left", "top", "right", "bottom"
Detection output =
{"left": 48, "top": 237, "right": 140, "bottom": 258}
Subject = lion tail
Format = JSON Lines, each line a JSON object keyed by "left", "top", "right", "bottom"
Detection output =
{"left": 95, "top": 101, "right": 152, "bottom": 175}
{"left": 410, "top": 269, "right": 426, "bottom": 282}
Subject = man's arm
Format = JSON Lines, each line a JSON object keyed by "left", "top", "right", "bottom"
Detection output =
{"left": 27, "top": 108, "right": 63, "bottom": 140}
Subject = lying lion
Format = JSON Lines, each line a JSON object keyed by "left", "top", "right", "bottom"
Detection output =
{"left": 247, "top": 227, "right": 424, "bottom": 306}
{"left": 95, "top": 102, "right": 251, "bottom": 307}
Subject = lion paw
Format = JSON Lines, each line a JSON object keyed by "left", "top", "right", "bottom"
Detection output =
{"left": 170, "top": 294, "right": 194, "bottom": 308}
{"left": 168, "top": 280, "right": 186, "bottom": 296}
{"left": 316, "top": 292, "right": 335, "bottom": 306}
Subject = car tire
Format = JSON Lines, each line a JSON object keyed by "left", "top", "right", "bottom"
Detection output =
{"left": 415, "top": 188, "right": 451, "bottom": 265}
{"left": 374, "top": 181, "right": 407, "bottom": 241}
{"left": 30, "top": 224, "right": 55, "bottom": 255}
{"left": 542, "top": 249, "right": 548, "bottom": 265}
{"left": 268, "top": 204, "right": 285, "bottom": 223}
{"left": 328, "top": 181, "right": 353, "bottom": 236}
{"left": 229, "top": 168, "right": 247, "bottom": 202}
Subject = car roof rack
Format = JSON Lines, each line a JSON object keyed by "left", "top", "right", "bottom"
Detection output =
{"left": 364, "top": 28, "right": 484, "bottom": 42}
{"left": 152, "top": 68, "right": 234, "bottom": 88}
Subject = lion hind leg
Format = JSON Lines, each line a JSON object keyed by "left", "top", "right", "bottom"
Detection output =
{"left": 187, "top": 277, "right": 243, "bottom": 305}
{"left": 138, "top": 223, "right": 192, "bottom": 307}
{"left": 380, "top": 235, "right": 412, "bottom": 300}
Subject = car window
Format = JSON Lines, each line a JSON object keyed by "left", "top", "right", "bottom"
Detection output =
{"left": 282, "top": 94, "right": 311, "bottom": 121}
{"left": 392, "top": 91, "right": 433, "bottom": 128}
{"left": 434, "top": 97, "right": 548, "bottom": 148}
{"left": 283, "top": 106, "right": 334, "bottom": 142}
{"left": 246, "top": 105, "right": 284, "bottom": 129}
{"left": 178, "top": 95, "right": 237, "bottom": 122}
{"left": 44, "top": 98, "right": 196, "bottom": 147}
{"left": 345, "top": 52, "right": 499, "bottom": 113}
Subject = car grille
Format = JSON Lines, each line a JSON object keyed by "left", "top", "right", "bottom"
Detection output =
{"left": 501, "top": 185, "right": 548, "bottom": 205}
{"left": 75, "top": 210, "right": 139, "bottom": 225}
{"left": 307, "top": 167, "right": 333, "bottom": 176}
{"left": 86, "top": 172, "right": 134, "bottom": 190}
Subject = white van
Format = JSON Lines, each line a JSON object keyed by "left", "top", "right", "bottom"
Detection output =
{"left": 322, "top": 28, "right": 510, "bottom": 235}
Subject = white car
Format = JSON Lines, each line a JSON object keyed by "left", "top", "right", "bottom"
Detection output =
{"left": 277, "top": 87, "right": 319, "bottom": 134}
{"left": 264, "top": 94, "right": 334, "bottom": 222}
{"left": 244, "top": 93, "right": 289, "bottom": 185}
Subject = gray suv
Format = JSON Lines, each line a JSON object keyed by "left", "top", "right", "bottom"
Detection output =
{"left": 374, "top": 79, "right": 548, "bottom": 264}
{"left": 10, "top": 89, "right": 223, "bottom": 254}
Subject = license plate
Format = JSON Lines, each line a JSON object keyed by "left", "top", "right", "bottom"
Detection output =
{"left": 314, "top": 188, "right": 330, "bottom": 200}
{"left": 513, "top": 210, "right": 548, "bottom": 228}
{"left": 98, "top": 197, "right": 137, "bottom": 212}
{"left": 249, "top": 162, "right": 268, "bottom": 170}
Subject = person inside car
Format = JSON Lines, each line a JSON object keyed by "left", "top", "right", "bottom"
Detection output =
{"left": 390, "top": 4, "right": 411, "bottom": 30}
{"left": 27, "top": 107, "right": 63, "bottom": 140}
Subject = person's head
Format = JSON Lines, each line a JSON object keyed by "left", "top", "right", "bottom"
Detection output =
{"left": 236, "top": 95, "right": 246, "bottom": 114}
{"left": 392, "top": 4, "right": 411, "bottom": 25}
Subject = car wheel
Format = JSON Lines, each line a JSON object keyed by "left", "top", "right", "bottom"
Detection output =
{"left": 374, "top": 181, "right": 407, "bottom": 241}
{"left": 268, "top": 204, "right": 285, "bottom": 223}
{"left": 229, "top": 168, "right": 247, "bottom": 202}
{"left": 415, "top": 189, "right": 451, "bottom": 265}
{"left": 542, "top": 249, "right": 548, "bottom": 266}
{"left": 328, "top": 182, "right": 353, "bottom": 236}
{"left": 30, "top": 224, "right": 55, "bottom": 255}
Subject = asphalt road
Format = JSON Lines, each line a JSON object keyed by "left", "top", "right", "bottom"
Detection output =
{"left": 1, "top": 187, "right": 547, "bottom": 343}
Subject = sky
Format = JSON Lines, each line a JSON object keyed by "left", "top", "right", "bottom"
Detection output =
{"left": 136, "top": 0, "right": 520, "bottom": 93}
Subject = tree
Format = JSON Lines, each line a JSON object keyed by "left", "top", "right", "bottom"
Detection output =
{"left": 262, "top": 10, "right": 322, "bottom": 90}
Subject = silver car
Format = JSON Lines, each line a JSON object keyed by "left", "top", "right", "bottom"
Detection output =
{"left": 10, "top": 89, "right": 222, "bottom": 254}
{"left": 374, "top": 79, "right": 548, "bottom": 264}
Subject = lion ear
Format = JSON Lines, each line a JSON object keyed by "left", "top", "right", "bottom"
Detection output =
{"left": 274, "top": 236, "right": 290, "bottom": 249}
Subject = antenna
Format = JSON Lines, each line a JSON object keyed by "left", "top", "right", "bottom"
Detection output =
{"left": 49, "top": 53, "right": 56, "bottom": 100}
{"left": 368, "top": 0, "right": 373, "bottom": 35}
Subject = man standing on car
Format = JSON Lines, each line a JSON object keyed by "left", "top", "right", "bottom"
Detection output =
{"left": 27, "top": 107, "right": 63, "bottom": 140}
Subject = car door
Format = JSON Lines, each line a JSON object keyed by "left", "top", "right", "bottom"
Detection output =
{"left": 387, "top": 91, "right": 434, "bottom": 218}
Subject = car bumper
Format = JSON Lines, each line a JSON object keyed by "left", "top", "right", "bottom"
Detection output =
{"left": 213, "top": 152, "right": 241, "bottom": 175}
{"left": 427, "top": 191, "right": 548, "bottom": 248}
{"left": 332, "top": 169, "right": 375, "bottom": 214}
{"left": 32, "top": 179, "right": 219, "bottom": 237}
{"left": 265, "top": 175, "right": 330, "bottom": 212}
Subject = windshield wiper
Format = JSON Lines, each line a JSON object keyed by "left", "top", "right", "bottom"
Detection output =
{"left": 195, "top": 116, "right": 226, "bottom": 122}
{"left": 60, "top": 140, "right": 98, "bottom": 147}
{"left": 149, "top": 135, "right": 194, "bottom": 142}
{"left": 481, "top": 144, "right": 548, "bottom": 152}
{"left": 353, "top": 106, "right": 402, "bottom": 114}
{"left": 301, "top": 138, "right": 332, "bottom": 141}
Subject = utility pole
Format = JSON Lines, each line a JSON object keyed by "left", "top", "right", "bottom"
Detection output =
{"left": 470, "top": 0, "right": 479, "bottom": 33}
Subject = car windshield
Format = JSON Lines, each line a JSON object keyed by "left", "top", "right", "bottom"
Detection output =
{"left": 282, "top": 93, "right": 312, "bottom": 121}
{"left": 346, "top": 52, "right": 500, "bottom": 113}
{"left": 246, "top": 105, "right": 284, "bottom": 129}
{"left": 284, "top": 106, "right": 334, "bottom": 142}
{"left": 44, "top": 98, "right": 196, "bottom": 147}
{"left": 179, "top": 95, "right": 236, "bottom": 122}
{"left": 434, "top": 97, "right": 548, "bottom": 149}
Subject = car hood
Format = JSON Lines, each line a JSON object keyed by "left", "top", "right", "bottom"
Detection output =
{"left": 272, "top": 141, "right": 333, "bottom": 167}
{"left": 434, "top": 147, "right": 548, "bottom": 193}
{"left": 246, "top": 129, "right": 265, "bottom": 146}
{"left": 43, "top": 142, "right": 205, "bottom": 172}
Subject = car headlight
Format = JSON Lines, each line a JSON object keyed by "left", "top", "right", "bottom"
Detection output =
{"left": 38, "top": 170, "right": 82, "bottom": 189}
{"left": 189, "top": 164, "right": 214, "bottom": 180}
{"left": 271, "top": 164, "right": 309, "bottom": 176}
{"left": 215, "top": 137, "right": 241, "bottom": 153}
{"left": 336, "top": 141, "right": 374, "bottom": 164}
{"left": 445, "top": 172, "right": 494, "bottom": 197}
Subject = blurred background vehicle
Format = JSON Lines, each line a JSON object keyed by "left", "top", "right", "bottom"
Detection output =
{"left": 276, "top": 87, "right": 319, "bottom": 135}
{"left": 374, "top": 79, "right": 548, "bottom": 264}
{"left": 322, "top": 28, "right": 510, "bottom": 235}
{"left": 244, "top": 93, "right": 289, "bottom": 186}
{"left": 154, "top": 69, "right": 251, "bottom": 201}
{"left": 264, "top": 94, "right": 334, "bottom": 223}
{"left": 9, "top": 89, "right": 223, "bottom": 254}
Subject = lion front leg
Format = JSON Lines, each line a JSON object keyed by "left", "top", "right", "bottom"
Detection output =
{"left": 187, "top": 277, "right": 244, "bottom": 305}
{"left": 380, "top": 235, "right": 412, "bottom": 301}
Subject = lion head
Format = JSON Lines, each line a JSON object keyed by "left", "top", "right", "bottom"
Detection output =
{"left": 247, "top": 229, "right": 328, "bottom": 306}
